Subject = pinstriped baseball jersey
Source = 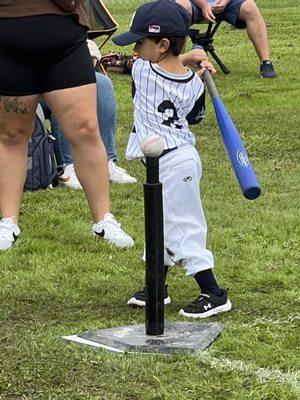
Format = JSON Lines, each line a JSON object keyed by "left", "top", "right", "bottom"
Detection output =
{"left": 126, "top": 58, "right": 205, "bottom": 159}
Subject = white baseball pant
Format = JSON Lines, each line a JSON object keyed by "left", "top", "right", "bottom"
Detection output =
{"left": 159, "top": 144, "right": 214, "bottom": 275}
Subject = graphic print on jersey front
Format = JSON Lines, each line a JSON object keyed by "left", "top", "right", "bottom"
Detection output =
{"left": 126, "top": 59, "right": 205, "bottom": 159}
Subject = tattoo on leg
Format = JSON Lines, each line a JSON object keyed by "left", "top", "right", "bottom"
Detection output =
{"left": 0, "top": 96, "right": 28, "bottom": 114}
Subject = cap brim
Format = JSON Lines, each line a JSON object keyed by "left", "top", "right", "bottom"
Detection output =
{"left": 112, "top": 31, "right": 146, "bottom": 46}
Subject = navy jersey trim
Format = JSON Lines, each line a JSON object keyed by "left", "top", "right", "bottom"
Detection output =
{"left": 150, "top": 62, "right": 195, "bottom": 83}
{"left": 186, "top": 91, "right": 206, "bottom": 125}
{"left": 131, "top": 80, "right": 136, "bottom": 99}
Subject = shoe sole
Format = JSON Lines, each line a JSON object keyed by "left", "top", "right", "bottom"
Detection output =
{"left": 127, "top": 296, "right": 171, "bottom": 307}
{"left": 93, "top": 233, "right": 134, "bottom": 248}
{"left": 110, "top": 180, "right": 137, "bottom": 184}
{"left": 59, "top": 181, "right": 82, "bottom": 190}
{"left": 178, "top": 299, "right": 232, "bottom": 318}
{"left": 260, "top": 74, "right": 278, "bottom": 79}
{"left": 107, "top": 240, "right": 134, "bottom": 248}
{"left": 0, "top": 241, "right": 16, "bottom": 251}
{"left": 0, "top": 232, "right": 19, "bottom": 251}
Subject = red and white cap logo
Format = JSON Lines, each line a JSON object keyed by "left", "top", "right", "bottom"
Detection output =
{"left": 148, "top": 25, "right": 161, "bottom": 33}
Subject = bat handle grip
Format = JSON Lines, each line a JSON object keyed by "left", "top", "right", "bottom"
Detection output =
{"left": 202, "top": 69, "right": 219, "bottom": 98}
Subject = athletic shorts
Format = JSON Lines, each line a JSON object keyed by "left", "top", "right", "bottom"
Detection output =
{"left": 190, "top": 0, "right": 247, "bottom": 29}
{"left": 0, "top": 15, "right": 96, "bottom": 96}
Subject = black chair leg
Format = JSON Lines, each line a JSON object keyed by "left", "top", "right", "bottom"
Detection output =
{"left": 208, "top": 49, "right": 231, "bottom": 74}
{"left": 188, "top": 23, "right": 231, "bottom": 74}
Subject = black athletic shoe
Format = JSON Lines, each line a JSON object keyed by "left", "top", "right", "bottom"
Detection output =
{"left": 260, "top": 61, "right": 278, "bottom": 78}
{"left": 127, "top": 285, "right": 171, "bottom": 307}
{"left": 179, "top": 288, "right": 232, "bottom": 318}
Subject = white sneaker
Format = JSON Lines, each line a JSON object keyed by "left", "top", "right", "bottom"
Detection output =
{"left": 0, "top": 217, "right": 20, "bottom": 251}
{"left": 108, "top": 161, "right": 137, "bottom": 184}
{"left": 59, "top": 164, "right": 82, "bottom": 190}
{"left": 93, "top": 213, "right": 134, "bottom": 248}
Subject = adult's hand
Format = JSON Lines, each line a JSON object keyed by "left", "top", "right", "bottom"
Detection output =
{"left": 200, "top": 2, "right": 216, "bottom": 23}
{"left": 211, "top": 0, "right": 231, "bottom": 14}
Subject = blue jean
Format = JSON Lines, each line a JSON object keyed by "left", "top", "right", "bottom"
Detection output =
{"left": 51, "top": 72, "right": 118, "bottom": 167}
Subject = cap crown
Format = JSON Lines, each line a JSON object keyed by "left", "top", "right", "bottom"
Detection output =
{"left": 130, "top": 0, "right": 189, "bottom": 37}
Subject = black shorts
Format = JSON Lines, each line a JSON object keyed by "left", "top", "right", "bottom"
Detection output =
{"left": 0, "top": 15, "right": 96, "bottom": 96}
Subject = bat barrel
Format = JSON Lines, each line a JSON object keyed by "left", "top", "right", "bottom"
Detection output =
{"left": 212, "top": 96, "right": 261, "bottom": 200}
{"left": 244, "top": 186, "right": 261, "bottom": 200}
{"left": 203, "top": 69, "right": 261, "bottom": 200}
{"left": 144, "top": 156, "right": 165, "bottom": 335}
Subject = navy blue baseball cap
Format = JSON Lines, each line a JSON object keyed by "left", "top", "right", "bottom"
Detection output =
{"left": 112, "top": 0, "right": 190, "bottom": 46}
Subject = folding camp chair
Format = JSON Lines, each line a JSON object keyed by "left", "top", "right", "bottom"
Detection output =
{"left": 83, "top": 0, "right": 118, "bottom": 73}
{"left": 84, "top": 0, "right": 118, "bottom": 45}
{"left": 189, "top": 19, "right": 230, "bottom": 74}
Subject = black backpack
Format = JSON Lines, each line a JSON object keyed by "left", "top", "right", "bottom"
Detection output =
{"left": 25, "top": 111, "right": 58, "bottom": 190}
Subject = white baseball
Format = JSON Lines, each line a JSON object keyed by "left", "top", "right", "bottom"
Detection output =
{"left": 141, "top": 135, "right": 164, "bottom": 157}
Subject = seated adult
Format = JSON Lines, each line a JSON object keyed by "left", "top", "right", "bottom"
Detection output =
{"left": 46, "top": 40, "right": 136, "bottom": 189}
{"left": 176, "top": 0, "right": 277, "bottom": 78}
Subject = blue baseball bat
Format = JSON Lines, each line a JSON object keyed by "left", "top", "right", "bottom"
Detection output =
{"left": 203, "top": 70, "right": 261, "bottom": 200}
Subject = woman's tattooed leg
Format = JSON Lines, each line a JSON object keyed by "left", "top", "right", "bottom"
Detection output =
{"left": 0, "top": 96, "right": 28, "bottom": 114}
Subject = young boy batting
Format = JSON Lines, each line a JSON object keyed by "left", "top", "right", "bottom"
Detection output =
{"left": 113, "top": 0, "right": 232, "bottom": 318}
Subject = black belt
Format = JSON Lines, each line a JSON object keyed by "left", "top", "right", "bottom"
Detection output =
{"left": 160, "top": 146, "right": 178, "bottom": 158}
{"left": 141, "top": 146, "right": 178, "bottom": 167}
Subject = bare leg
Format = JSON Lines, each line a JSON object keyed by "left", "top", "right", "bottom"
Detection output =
{"left": 238, "top": 0, "right": 270, "bottom": 61}
{"left": 0, "top": 95, "right": 39, "bottom": 224}
{"left": 44, "top": 84, "right": 110, "bottom": 223}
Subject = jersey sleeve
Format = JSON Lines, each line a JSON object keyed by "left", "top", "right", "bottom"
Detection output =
{"left": 186, "top": 88, "right": 206, "bottom": 125}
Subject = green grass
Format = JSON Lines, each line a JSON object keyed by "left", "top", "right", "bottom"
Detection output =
{"left": 0, "top": 1, "right": 300, "bottom": 399}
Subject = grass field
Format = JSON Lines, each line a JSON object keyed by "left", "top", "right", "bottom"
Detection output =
{"left": 0, "top": 1, "right": 299, "bottom": 399}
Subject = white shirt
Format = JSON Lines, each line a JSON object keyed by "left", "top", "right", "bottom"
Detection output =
{"left": 126, "top": 58, "right": 205, "bottom": 159}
